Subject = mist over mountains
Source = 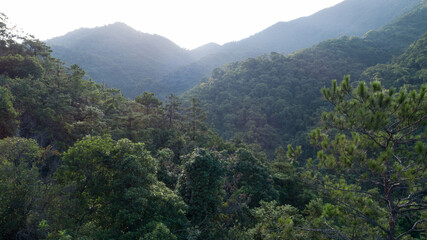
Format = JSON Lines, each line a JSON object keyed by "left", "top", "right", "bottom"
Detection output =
{"left": 46, "top": 22, "right": 193, "bottom": 98}
{"left": 186, "top": 1, "right": 427, "bottom": 153}
{"left": 160, "top": 0, "right": 421, "bottom": 97}
{"left": 47, "top": 0, "right": 421, "bottom": 99}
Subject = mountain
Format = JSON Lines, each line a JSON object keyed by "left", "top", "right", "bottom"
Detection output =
{"left": 190, "top": 42, "right": 222, "bottom": 60}
{"left": 361, "top": 32, "right": 427, "bottom": 88}
{"left": 47, "top": 0, "right": 421, "bottom": 99}
{"left": 47, "top": 22, "right": 194, "bottom": 98}
{"left": 1, "top": 4, "right": 426, "bottom": 239}
{"left": 159, "top": 0, "right": 421, "bottom": 97}
{"left": 222, "top": 0, "right": 421, "bottom": 56}
{"left": 185, "top": 0, "right": 427, "bottom": 153}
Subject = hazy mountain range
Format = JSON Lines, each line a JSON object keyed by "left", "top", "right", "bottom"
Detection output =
{"left": 186, "top": 0, "right": 427, "bottom": 152}
{"left": 46, "top": 0, "right": 421, "bottom": 98}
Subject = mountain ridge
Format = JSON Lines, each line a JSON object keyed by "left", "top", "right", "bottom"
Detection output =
{"left": 184, "top": 0, "right": 427, "bottom": 153}
{"left": 158, "top": 0, "right": 421, "bottom": 97}
{"left": 47, "top": 22, "right": 194, "bottom": 97}
{"left": 46, "top": 0, "right": 422, "bottom": 99}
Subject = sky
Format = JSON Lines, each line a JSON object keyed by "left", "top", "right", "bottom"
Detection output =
{"left": 2, "top": 0, "right": 344, "bottom": 50}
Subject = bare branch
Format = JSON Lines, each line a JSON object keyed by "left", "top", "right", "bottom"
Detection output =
{"left": 322, "top": 182, "right": 387, "bottom": 202}
{"left": 323, "top": 219, "right": 349, "bottom": 240}
{"left": 396, "top": 220, "right": 426, "bottom": 239}
{"left": 334, "top": 199, "right": 389, "bottom": 234}
{"left": 393, "top": 114, "right": 427, "bottom": 136}
{"left": 295, "top": 227, "right": 348, "bottom": 240}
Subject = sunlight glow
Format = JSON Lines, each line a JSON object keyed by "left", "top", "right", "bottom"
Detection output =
{"left": 2, "top": 0, "right": 344, "bottom": 49}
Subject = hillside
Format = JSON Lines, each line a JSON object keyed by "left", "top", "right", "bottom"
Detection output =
{"left": 361, "top": 32, "right": 427, "bottom": 88}
{"left": 223, "top": 0, "right": 420, "bottom": 55}
{"left": 47, "top": 22, "right": 194, "bottom": 98}
{"left": 47, "top": 0, "right": 420, "bottom": 99}
{"left": 1, "top": 6, "right": 426, "bottom": 240}
{"left": 159, "top": 0, "right": 421, "bottom": 97}
{"left": 186, "top": 0, "right": 427, "bottom": 153}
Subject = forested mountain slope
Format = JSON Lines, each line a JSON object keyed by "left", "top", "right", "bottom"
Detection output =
{"left": 47, "top": 22, "right": 193, "bottom": 98}
{"left": 47, "top": 0, "right": 420, "bottom": 99}
{"left": 224, "top": 0, "right": 420, "bottom": 55}
{"left": 159, "top": 0, "right": 421, "bottom": 97}
{"left": 0, "top": 15, "right": 221, "bottom": 239}
{"left": 1, "top": 8, "right": 426, "bottom": 240}
{"left": 361, "top": 33, "right": 427, "bottom": 88}
{"left": 186, "top": 0, "right": 427, "bottom": 153}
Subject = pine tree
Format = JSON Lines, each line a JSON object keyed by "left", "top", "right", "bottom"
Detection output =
{"left": 0, "top": 86, "right": 18, "bottom": 138}
{"left": 185, "top": 98, "right": 207, "bottom": 141}
{"left": 307, "top": 76, "right": 426, "bottom": 239}
{"left": 165, "top": 94, "right": 182, "bottom": 129}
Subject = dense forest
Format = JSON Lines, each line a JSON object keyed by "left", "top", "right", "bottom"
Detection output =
{"left": 0, "top": 1, "right": 426, "bottom": 240}
{"left": 186, "top": 1, "right": 427, "bottom": 155}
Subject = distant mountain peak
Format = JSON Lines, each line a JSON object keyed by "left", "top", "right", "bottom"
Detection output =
{"left": 46, "top": 0, "right": 423, "bottom": 99}
{"left": 46, "top": 21, "right": 194, "bottom": 98}
{"left": 109, "top": 22, "right": 128, "bottom": 27}
{"left": 103, "top": 22, "right": 136, "bottom": 31}
{"left": 201, "top": 42, "right": 221, "bottom": 47}
{"left": 190, "top": 42, "right": 222, "bottom": 60}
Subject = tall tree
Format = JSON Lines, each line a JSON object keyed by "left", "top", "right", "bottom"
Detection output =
{"left": 177, "top": 148, "right": 224, "bottom": 238}
{"left": 227, "top": 148, "right": 279, "bottom": 208}
{"left": 185, "top": 98, "right": 207, "bottom": 141}
{"left": 55, "top": 135, "right": 188, "bottom": 239}
{"left": 307, "top": 77, "right": 426, "bottom": 240}
{"left": 165, "top": 93, "right": 182, "bottom": 128}
{"left": 135, "top": 92, "right": 162, "bottom": 115}
{"left": 0, "top": 137, "right": 46, "bottom": 239}
{"left": 0, "top": 86, "right": 18, "bottom": 138}
{"left": 270, "top": 145, "right": 313, "bottom": 209}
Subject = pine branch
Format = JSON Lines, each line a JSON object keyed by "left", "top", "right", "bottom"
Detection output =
{"left": 294, "top": 227, "right": 348, "bottom": 240}
{"left": 334, "top": 198, "right": 389, "bottom": 234}
{"left": 396, "top": 220, "right": 426, "bottom": 240}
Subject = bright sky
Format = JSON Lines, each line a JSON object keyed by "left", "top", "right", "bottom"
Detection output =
{"left": 2, "top": 0, "right": 344, "bottom": 50}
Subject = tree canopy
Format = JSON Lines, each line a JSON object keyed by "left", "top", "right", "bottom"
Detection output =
{"left": 0, "top": 3, "right": 426, "bottom": 239}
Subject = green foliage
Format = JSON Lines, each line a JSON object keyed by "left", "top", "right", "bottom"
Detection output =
{"left": 227, "top": 148, "right": 279, "bottom": 208}
{"left": 1, "top": 5, "right": 426, "bottom": 239}
{"left": 165, "top": 94, "right": 183, "bottom": 128}
{"left": 0, "top": 137, "right": 44, "bottom": 239}
{"left": 0, "top": 54, "right": 44, "bottom": 78}
{"left": 364, "top": 0, "right": 427, "bottom": 55}
{"left": 135, "top": 91, "right": 162, "bottom": 115}
{"left": 0, "top": 86, "right": 18, "bottom": 138}
{"left": 0, "top": 55, "right": 112, "bottom": 148}
{"left": 177, "top": 148, "right": 224, "bottom": 233}
{"left": 361, "top": 32, "right": 427, "bottom": 88}
{"left": 185, "top": 98, "right": 207, "bottom": 142}
{"left": 308, "top": 78, "right": 427, "bottom": 239}
{"left": 142, "top": 222, "right": 177, "bottom": 240}
{"left": 0, "top": 15, "right": 219, "bottom": 154}
{"left": 247, "top": 201, "right": 307, "bottom": 240}
{"left": 0, "top": 13, "right": 51, "bottom": 58}
{"left": 186, "top": 2, "right": 427, "bottom": 154}
{"left": 55, "top": 135, "right": 188, "bottom": 239}
{"left": 156, "top": 148, "right": 180, "bottom": 189}
{"left": 270, "top": 146, "right": 313, "bottom": 209}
